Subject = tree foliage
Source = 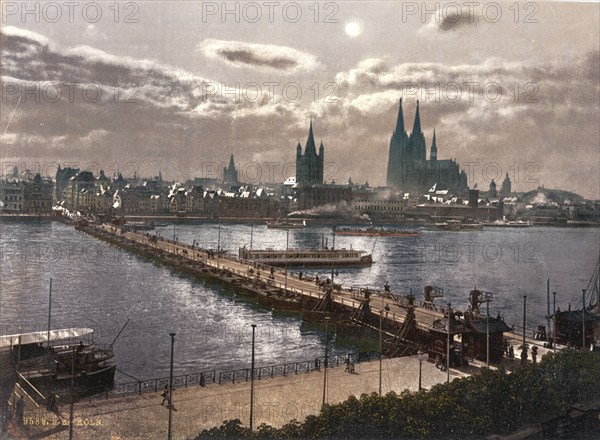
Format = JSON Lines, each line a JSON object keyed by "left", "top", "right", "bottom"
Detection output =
{"left": 192, "top": 350, "right": 600, "bottom": 439}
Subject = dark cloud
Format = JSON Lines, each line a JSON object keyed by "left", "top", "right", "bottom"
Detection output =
{"left": 198, "top": 39, "right": 321, "bottom": 73}
{"left": 218, "top": 49, "right": 298, "bottom": 70}
{"left": 438, "top": 11, "right": 480, "bottom": 32}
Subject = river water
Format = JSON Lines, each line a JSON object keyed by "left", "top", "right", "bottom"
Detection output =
{"left": 1, "top": 220, "right": 598, "bottom": 382}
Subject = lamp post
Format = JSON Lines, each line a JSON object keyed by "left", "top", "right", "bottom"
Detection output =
{"left": 446, "top": 302, "right": 451, "bottom": 383}
{"left": 546, "top": 279, "right": 551, "bottom": 340}
{"left": 217, "top": 216, "right": 221, "bottom": 269}
{"left": 284, "top": 229, "right": 289, "bottom": 293}
{"left": 482, "top": 292, "right": 493, "bottom": 367}
{"left": 379, "top": 293, "right": 383, "bottom": 396}
{"left": 417, "top": 350, "right": 425, "bottom": 391}
{"left": 47, "top": 278, "right": 52, "bottom": 350}
{"left": 521, "top": 295, "right": 527, "bottom": 365}
{"left": 582, "top": 289, "right": 586, "bottom": 350}
{"left": 553, "top": 292, "right": 557, "bottom": 354}
{"left": 250, "top": 325, "right": 256, "bottom": 432}
{"left": 68, "top": 346, "right": 75, "bottom": 440}
{"left": 168, "top": 333, "right": 176, "bottom": 440}
{"left": 330, "top": 226, "right": 336, "bottom": 284}
{"left": 322, "top": 317, "right": 330, "bottom": 408}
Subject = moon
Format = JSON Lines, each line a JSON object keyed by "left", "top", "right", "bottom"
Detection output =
{"left": 345, "top": 21, "right": 362, "bottom": 38}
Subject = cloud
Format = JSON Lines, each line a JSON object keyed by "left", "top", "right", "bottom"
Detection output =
{"left": 418, "top": 7, "right": 482, "bottom": 34}
{"left": 313, "top": 53, "right": 599, "bottom": 197}
{"left": 83, "top": 24, "right": 108, "bottom": 42}
{"left": 1, "top": 25, "right": 51, "bottom": 46}
{"left": 1, "top": 27, "right": 598, "bottom": 198}
{"left": 198, "top": 39, "right": 321, "bottom": 73}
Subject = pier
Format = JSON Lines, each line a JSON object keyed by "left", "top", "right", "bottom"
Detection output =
{"left": 77, "top": 223, "right": 542, "bottom": 351}
{"left": 79, "top": 224, "right": 445, "bottom": 339}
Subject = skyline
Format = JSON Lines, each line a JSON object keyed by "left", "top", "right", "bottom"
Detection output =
{"left": 1, "top": 1, "right": 599, "bottom": 198}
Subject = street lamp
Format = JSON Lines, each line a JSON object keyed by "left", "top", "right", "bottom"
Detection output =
{"left": 47, "top": 278, "right": 53, "bottom": 350}
{"left": 250, "top": 325, "right": 257, "bottom": 432}
{"left": 582, "top": 289, "right": 586, "bottom": 350}
{"left": 521, "top": 295, "right": 527, "bottom": 365}
{"left": 446, "top": 302, "right": 451, "bottom": 383}
{"left": 284, "top": 229, "right": 289, "bottom": 292}
{"left": 379, "top": 292, "right": 383, "bottom": 396}
{"left": 417, "top": 350, "right": 425, "bottom": 391}
{"left": 168, "top": 332, "right": 176, "bottom": 440}
{"left": 481, "top": 292, "right": 494, "bottom": 367}
{"left": 322, "top": 317, "right": 330, "bottom": 408}
{"left": 553, "top": 292, "right": 557, "bottom": 354}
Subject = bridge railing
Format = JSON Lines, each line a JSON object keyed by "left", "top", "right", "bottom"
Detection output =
{"left": 89, "top": 351, "right": 381, "bottom": 401}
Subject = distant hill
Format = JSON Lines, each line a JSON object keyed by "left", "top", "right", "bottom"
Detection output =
{"left": 519, "top": 187, "right": 586, "bottom": 205}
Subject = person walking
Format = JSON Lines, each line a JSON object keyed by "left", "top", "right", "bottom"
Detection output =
{"left": 160, "top": 385, "right": 169, "bottom": 406}
{"left": 15, "top": 396, "right": 24, "bottom": 425}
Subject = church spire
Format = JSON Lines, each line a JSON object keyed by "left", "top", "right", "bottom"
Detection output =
{"left": 228, "top": 153, "right": 235, "bottom": 171}
{"left": 412, "top": 100, "right": 422, "bottom": 135}
{"left": 305, "top": 120, "right": 317, "bottom": 155}
{"left": 430, "top": 129, "right": 437, "bottom": 161}
{"left": 395, "top": 98, "right": 405, "bottom": 135}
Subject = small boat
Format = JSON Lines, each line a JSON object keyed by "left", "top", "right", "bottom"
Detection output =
{"left": 267, "top": 220, "right": 306, "bottom": 229}
{"left": 428, "top": 220, "right": 483, "bottom": 231}
{"left": 484, "top": 220, "right": 532, "bottom": 228}
{"left": 239, "top": 247, "right": 373, "bottom": 266}
{"left": 125, "top": 221, "right": 155, "bottom": 231}
{"left": 1, "top": 327, "right": 116, "bottom": 398}
{"left": 334, "top": 226, "right": 420, "bottom": 237}
{"left": 459, "top": 223, "right": 484, "bottom": 231}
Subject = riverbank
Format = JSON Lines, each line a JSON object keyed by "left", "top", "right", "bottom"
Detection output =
{"left": 11, "top": 355, "right": 472, "bottom": 440}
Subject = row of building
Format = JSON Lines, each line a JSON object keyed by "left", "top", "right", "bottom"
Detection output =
{"left": 0, "top": 169, "right": 53, "bottom": 214}
{"left": 1, "top": 100, "right": 597, "bottom": 221}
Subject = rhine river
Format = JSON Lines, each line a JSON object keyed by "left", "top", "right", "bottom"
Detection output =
{"left": 1, "top": 220, "right": 598, "bottom": 382}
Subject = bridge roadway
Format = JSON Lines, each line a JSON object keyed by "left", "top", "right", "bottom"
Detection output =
{"left": 96, "top": 224, "right": 447, "bottom": 333}
{"left": 94, "top": 224, "right": 540, "bottom": 345}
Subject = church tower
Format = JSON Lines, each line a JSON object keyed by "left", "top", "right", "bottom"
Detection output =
{"left": 500, "top": 173, "right": 512, "bottom": 195}
{"left": 223, "top": 153, "right": 238, "bottom": 184}
{"left": 489, "top": 179, "right": 497, "bottom": 198}
{"left": 430, "top": 129, "right": 438, "bottom": 161}
{"left": 409, "top": 100, "right": 426, "bottom": 161}
{"left": 386, "top": 99, "right": 410, "bottom": 187}
{"left": 296, "top": 121, "right": 324, "bottom": 186}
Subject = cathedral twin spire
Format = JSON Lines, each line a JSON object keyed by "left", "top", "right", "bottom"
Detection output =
{"left": 392, "top": 98, "right": 435, "bottom": 161}
{"left": 394, "top": 98, "right": 407, "bottom": 137}
{"left": 387, "top": 99, "right": 468, "bottom": 193}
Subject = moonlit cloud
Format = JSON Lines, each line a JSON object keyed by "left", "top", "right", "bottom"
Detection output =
{"left": 420, "top": 8, "right": 482, "bottom": 33}
{"left": 197, "top": 39, "right": 322, "bottom": 73}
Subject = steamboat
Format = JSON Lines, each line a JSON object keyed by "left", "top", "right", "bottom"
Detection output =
{"left": 334, "top": 226, "right": 420, "bottom": 237}
{"left": 239, "top": 247, "right": 373, "bottom": 266}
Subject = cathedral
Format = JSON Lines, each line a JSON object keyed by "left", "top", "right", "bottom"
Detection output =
{"left": 386, "top": 99, "right": 468, "bottom": 195}
{"left": 296, "top": 121, "right": 324, "bottom": 186}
